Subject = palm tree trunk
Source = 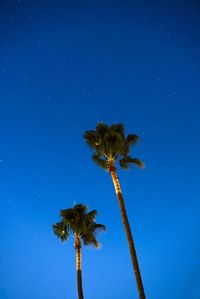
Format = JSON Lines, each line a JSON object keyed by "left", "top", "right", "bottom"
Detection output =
{"left": 75, "top": 237, "right": 84, "bottom": 299}
{"left": 109, "top": 167, "right": 146, "bottom": 299}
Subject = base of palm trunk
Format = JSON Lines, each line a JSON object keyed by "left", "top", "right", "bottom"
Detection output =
{"left": 77, "top": 269, "right": 84, "bottom": 299}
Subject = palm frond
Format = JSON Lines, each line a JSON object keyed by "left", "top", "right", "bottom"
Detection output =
{"left": 120, "top": 156, "right": 144, "bottom": 169}
{"left": 83, "top": 130, "right": 99, "bottom": 148}
{"left": 125, "top": 134, "right": 139, "bottom": 145}
{"left": 92, "top": 155, "right": 107, "bottom": 169}
{"left": 74, "top": 204, "right": 88, "bottom": 213}
{"left": 110, "top": 123, "right": 124, "bottom": 136}
{"left": 104, "top": 131, "right": 124, "bottom": 157}
{"left": 119, "top": 156, "right": 144, "bottom": 169}
{"left": 93, "top": 223, "right": 106, "bottom": 233}
{"left": 131, "top": 158, "right": 145, "bottom": 168}
{"left": 83, "top": 223, "right": 105, "bottom": 247}
{"left": 53, "top": 221, "right": 69, "bottom": 242}
{"left": 105, "top": 131, "right": 123, "bottom": 148}
{"left": 96, "top": 122, "right": 109, "bottom": 138}
{"left": 122, "top": 134, "right": 140, "bottom": 156}
{"left": 119, "top": 158, "right": 129, "bottom": 169}
{"left": 83, "top": 234, "right": 99, "bottom": 248}
{"left": 60, "top": 208, "right": 74, "bottom": 223}
{"left": 86, "top": 210, "right": 97, "bottom": 222}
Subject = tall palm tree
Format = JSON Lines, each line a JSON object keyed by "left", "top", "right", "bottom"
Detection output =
{"left": 84, "top": 123, "right": 146, "bottom": 299}
{"left": 53, "top": 204, "right": 105, "bottom": 299}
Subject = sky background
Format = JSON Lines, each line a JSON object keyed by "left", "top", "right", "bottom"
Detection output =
{"left": 0, "top": 1, "right": 200, "bottom": 298}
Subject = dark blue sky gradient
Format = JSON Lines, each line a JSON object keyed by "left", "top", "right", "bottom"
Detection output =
{"left": 0, "top": 1, "right": 200, "bottom": 298}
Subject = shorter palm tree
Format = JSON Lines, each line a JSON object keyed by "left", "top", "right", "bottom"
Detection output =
{"left": 53, "top": 204, "right": 105, "bottom": 299}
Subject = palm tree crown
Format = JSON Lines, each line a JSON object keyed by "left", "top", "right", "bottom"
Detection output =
{"left": 53, "top": 204, "right": 105, "bottom": 247}
{"left": 83, "top": 122, "right": 144, "bottom": 170}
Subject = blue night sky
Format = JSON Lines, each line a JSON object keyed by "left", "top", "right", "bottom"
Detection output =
{"left": 0, "top": 1, "right": 200, "bottom": 298}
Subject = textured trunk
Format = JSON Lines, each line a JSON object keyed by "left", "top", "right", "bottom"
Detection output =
{"left": 110, "top": 167, "right": 146, "bottom": 299}
{"left": 75, "top": 236, "right": 84, "bottom": 299}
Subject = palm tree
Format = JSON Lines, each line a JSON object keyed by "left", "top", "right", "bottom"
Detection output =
{"left": 84, "top": 123, "right": 146, "bottom": 299}
{"left": 53, "top": 204, "right": 105, "bottom": 299}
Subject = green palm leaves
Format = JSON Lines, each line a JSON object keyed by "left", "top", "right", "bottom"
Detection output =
{"left": 84, "top": 122, "right": 144, "bottom": 170}
{"left": 53, "top": 204, "right": 105, "bottom": 247}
